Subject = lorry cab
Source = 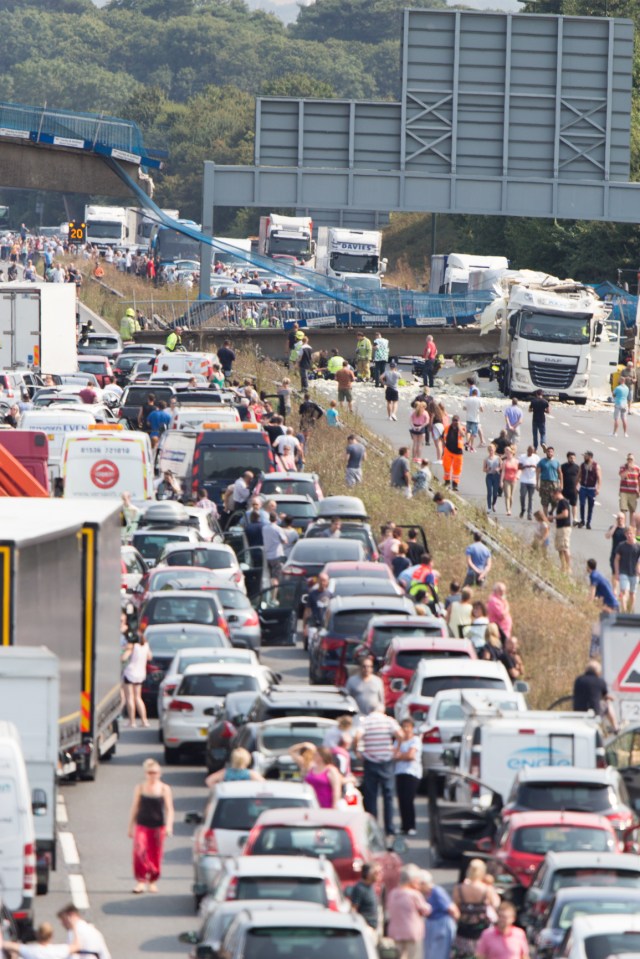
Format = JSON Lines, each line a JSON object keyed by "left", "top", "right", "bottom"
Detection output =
{"left": 0, "top": 430, "right": 50, "bottom": 493}
{"left": 61, "top": 426, "right": 154, "bottom": 504}
{"left": 0, "top": 721, "right": 36, "bottom": 934}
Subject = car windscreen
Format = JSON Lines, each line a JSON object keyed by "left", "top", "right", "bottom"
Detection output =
{"left": 147, "top": 597, "right": 219, "bottom": 625}
{"left": 420, "top": 676, "right": 507, "bottom": 697}
{"left": 262, "top": 480, "right": 316, "bottom": 499}
{"left": 133, "top": 533, "right": 191, "bottom": 563}
{"left": 260, "top": 724, "right": 328, "bottom": 752}
{"left": 584, "top": 932, "right": 640, "bottom": 959}
{"left": 263, "top": 707, "right": 351, "bottom": 720}
{"left": 557, "top": 899, "right": 640, "bottom": 930}
{"left": 151, "top": 569, "right": 218, "bottom": 590}
{"left": 333, "top": 581, "right": 398, "bottom": 597}
{"left": 243, "top": 928, "right": 366, "bottom": 959}
{"left": 165, "top": 548, "right": 233, "bottom": 569}
{"left": 370, "top": 625, "right": 435, "bottom": 658}
{"left": 88, "top": 338, "right": 118, "bottom": 349}
{"left": 177, "top": 673, "right": 258, "bottom": 697}
{"left": 236, "top": 877, "right": 326, "bottom": 906}
{"left": 397, "top": 649, "right": 469, "bottom": 671}
{"left": 289, "top": 541, "right": 361, "bottom": 563}
{"left": 210, "top": 588, "right": 251, "bottom": 610}
{"left": 553, "top": 869, "right": 640, "bottom": 892}
{"left": 123, "top": 387, "right": 174, "bottom": 407}
{"left": 175, "top": 654, "right": 233, "bottom": 673}
{"left": 276, "top": 502, "right": 316, "bottom": 519}
{"left": 516, "top": 783, "right": 616, "bottom": 813}
{"left": 147, "top": 630, "right": 226, "bottom": 655}
{"left": 512, "top": 826, "right": 614, "bottom": 855}
{"left": 331, "top": 611, "right": 381, "bottom": 638}
{"left": 211, "top": 796, "right": 312, "bottom": 830}
{"left": 78, "top": 361, "right": 106, "bottom": 374}
{"left": 200, "top": 446, "right": 270, "bottom": 481}
{"left": 251, "top": 826, "right": 352, "bottom": 858}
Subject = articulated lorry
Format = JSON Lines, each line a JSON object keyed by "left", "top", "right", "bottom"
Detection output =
{"left": 429, "top": 253, "right": 509, "bottom": 295}
{"left": 258, "top": 214, "right": 314, "bottom": 264}
{"left": 0, "top": 499, "right": 122, "bottom": 782}
{"left": 0, "top": 285, "right": 77, "bottom": 373}
{"left": 314, "top": 227, "right": 386, "bottom": 290}
{"left": 84, "top": 204, "right": 128, "bottom": 250}
{"left": 480, "top": 273, "right": 620, "bottom": 403}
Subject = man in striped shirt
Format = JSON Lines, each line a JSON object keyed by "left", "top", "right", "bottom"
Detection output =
{"left": 354, "top": 706, "right": 402, "bottom": 838}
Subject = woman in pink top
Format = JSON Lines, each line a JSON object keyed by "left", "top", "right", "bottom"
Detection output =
{"left": 409, "top": 402, "right": 429, "bottom": 462}
{"left": 500, "top": 446, "right": 519, "bottom": 516}
{"left": 486, "top": 582, "right": 513, "bottom": 642}
{"left": 288, "top": 743, "right": 342, "bottom": 808}
{"left": 387, "top": 864, "right": 431, "bottom": 959}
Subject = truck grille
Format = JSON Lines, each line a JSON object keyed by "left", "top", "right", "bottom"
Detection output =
{"left": 529, "top": 360, "right": 577, "bottom": 390}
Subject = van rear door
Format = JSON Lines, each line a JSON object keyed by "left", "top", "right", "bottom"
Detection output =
{"left": 0, "top": 768, "right": 29, "bottom": 911}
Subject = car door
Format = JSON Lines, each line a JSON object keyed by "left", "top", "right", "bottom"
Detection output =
{"left": 427, "top": 769, "right": 501, "bottom": 863}
{"left": 256, "top": 583, "right": 299, "bottom": 646}
{"left": 606, "top": 727, "right": 640, "bottom": 813}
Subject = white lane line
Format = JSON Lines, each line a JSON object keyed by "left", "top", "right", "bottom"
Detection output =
{"left": 69, "top": 874, "right": 90, "bottom": 910}
{"left": 56, "top": 797, "right": 68, "bottom": 825}
{"left": 59, "top": 831, "right": 80, "bottom": 866}
{"left": 593, "top": 438, "right": 602, "bottom": 443}
{"left": 608, "top": 446, "right": 618, "bottom": 451}
{"left": 561, "top": 422, "right": 570, "bottom": 426}
{"left": 576, "top": 429, "right": 585, "bottom": 434}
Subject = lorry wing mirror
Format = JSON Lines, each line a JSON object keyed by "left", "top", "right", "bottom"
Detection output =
{"left": 32, "top": 788, "right": 48, "bottom": 816}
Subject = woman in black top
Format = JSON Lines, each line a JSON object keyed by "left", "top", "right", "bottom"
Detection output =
{"left": 128, "top": 759, "right": 174, "bottom": 894}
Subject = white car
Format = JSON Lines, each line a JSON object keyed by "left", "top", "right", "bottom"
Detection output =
{"left": 394, "top": 658, "right": 514, "bottom": 722}
{"left": 157, "top": 647, "right": 259, "bottom": 725}
{"left": 247, "top": 716, "right": 339, "bottom": 778}
{"left": 420, "top": 688, "right": 528, "bottom": 774}
{"left": 158, "top": 542, "right": 246, "bottom": 593}
{"left": 162, "top": 663, "right": 277, "bottom": 763}
{"left": 560, "top": 913, "right": 640, "bottom": 959}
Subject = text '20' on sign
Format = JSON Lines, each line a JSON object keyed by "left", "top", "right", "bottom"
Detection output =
{"left": 68, "top": 221, "right": 86, "bottom": 243}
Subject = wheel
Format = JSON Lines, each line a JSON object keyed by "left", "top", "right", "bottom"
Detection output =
{"left": 575, "top": 397, "right": 587, "bottom": 406}
{"left": 101, "top": 742, "right": 116, "bottom": 761}
{"left": 164, "top": 746, "right": 179, "bottom": 765}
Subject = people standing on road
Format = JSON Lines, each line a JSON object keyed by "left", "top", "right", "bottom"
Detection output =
{"left": 373, "top": 333, "right": 390, "bottom": 387}
{"left": 573, "top": 660, "right": 618, "bottom": 732}
{"left": 205, "top": 747, "right": 264, "bottom": 788}
{"left": 422, "top": 871, "right": 460, "bottom": 959}
{"left": 560, "top": 452, "right": 580, "bottom": 525}
{"left": 57, "top": 906, "right": 111, "bottom": 959}
{"left": 500, "top": 446, "right": 519, "bottom": 517}
{"left": 577, "top": 451, "right": 601, "bottom": 529}
{"left": 302, "top": 571, "right": 334, "bottom": 649}
{"left": 517, "top": 445, "right": 539, "bottom": 520}
{"left": 464, "top": 532, "right": 492, "bottom": 587}
{"left": 442, "top": 415, "right": 465, "bottom": 491}
{"left": 487, "top": 582, "right": 512, "bottom": 642}
{"left": 463, "top": 387, "right": 483, "bottom": 453}
{"left": 421, "top": 335, "right": 438, "bottom": 388}
{"left": 428, "top": 398, "right": 446, "bottom": 462}
{"left": 614, "top": 526, "right": 640, "bottom": 612}
{"left": 128, "top": 759, "right": 174, "bottom": 895}
{"left": 452, "top": 859, "right": 500, "bottom": 959}
{"left": 262, "top": 511, "right": 289, "bottom": 583}
{"left": 3, "top": 921, "right": 81, "bottom": 958}
{"left": 536, "top": 446, "right": 561, "bottom": 518}
{"left": 381, "top": 361, "right": 401, "bottom": 421}
{"left": 355, "top": 332, "right": 373, "bottom": 381}
{"left": 288, "top": 743, "right": 343, "bottom": 809}
{"left": 587, "top": 559, "right": 619, "bottom": 612}
{"left": 476, "top": 901, "right": 528, "bottom": 959}
{"left": 393, "top": 717, "right": 422, "bottom": 836}
{"left": 613, "top": 376, "right": 630, "bottom": 438}
{"left": 354, "top": 705, "right": 402, "bottom": 838}
{"left": 619, "top": 454, "right": 640, "bottom": 525}
{"left": 447, "top": 587, "right": 474, "bottom": 638}
{"left": 121, "top": 633, "right": 152, "bottom": 728}
{"left": 504, "top": 398, "right": 523, "bottom": 445}
{"left": 529, "top": 390, "right": 549, "bottom": 451}
{"left": 606, "top": 512, "right": 627, "bottom": 593}
{"left": 391, "top": 447, "right": 412, "bottom": 498}
{"left": 409, "top": 402, "right": 429, "bottom": 461}
{"left": 335, "top": 360, "right": 356, "bottom": 413}
{"left": 387, "top": 865, "right": 431, "bottom": 959}
{"left": 346, "top": 655, "right": 385, "bottom": 715}
{"left": 348, "top": 863, "right": 382, "bottom": 937}
{"left": 552, "top": 488, "right": 572, "bottom": 573}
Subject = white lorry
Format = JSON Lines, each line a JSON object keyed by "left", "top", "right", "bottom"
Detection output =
{"left": 126, "top": 207, "right": 179, "bottom": 251}
{"left": 258, "top": 214, "right": 314, "bottom": 264}
{"left": 429, "top": 253, "right": 509, "bottom": 295}
{"left": 0, "top": 284, "right": 77, "bottom": 373}
{"left": 480, "top": 273, "right": 620, "bottom": 403}
{"left": 314, "top": 227, "right": 386, "bottom": 290}
{"left": 0, "top": 648, "right": 59, "bottom": 896}
{"left": 84, "top": 204, "right": 129, "bottom": 250}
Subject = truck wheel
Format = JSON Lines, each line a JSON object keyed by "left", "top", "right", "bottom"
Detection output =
{"left": 102, "top": 742, "right": 116, "bottom": 761}
{"left": 575, "top": 397, "right": 587, "bottom": 406}
{"left": 164, "top": 746, "right": 180, "bottom": 765}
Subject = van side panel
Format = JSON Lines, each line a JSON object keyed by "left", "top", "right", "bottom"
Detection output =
{"left": 0, "top": 734, "right": 36, "bottom": 917}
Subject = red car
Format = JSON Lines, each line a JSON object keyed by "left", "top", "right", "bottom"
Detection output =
{"left": 243, "top": 807, "right": 403, "bottom": 894}
{"left": 77, "top": 355, "right": 114, "bottom": 387}
{"left": 380, "top": 636, "right": 476, "bottom": 711}
{"left": 484, "top": 811, "right": 619, "bottom": 888}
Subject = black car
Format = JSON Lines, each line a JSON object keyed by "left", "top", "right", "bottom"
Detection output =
{"left": 118, "top": 383, "right": 177, "bottom": 428}
{"left": 269, "top": 494, "right": 318, "bottom": 533}
{"left": 281, "top": 538, "right": 365, "bottom": 585}
{"left": 140, "top": 623, "right": 231, "bottom": 713}
{"left": 204, "top": 690, "right": 260, "bottom": 772}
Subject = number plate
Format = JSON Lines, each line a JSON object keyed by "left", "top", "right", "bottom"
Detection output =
{"left": 620, "top": 700, "right": 640, "bottom": 721}
{"left": 199, "top": 727, "right": 209, "bottom": 737}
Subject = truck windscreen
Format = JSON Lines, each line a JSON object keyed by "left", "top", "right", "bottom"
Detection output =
{"left": 329, "top": 252, "right": 379, "bottom": 274}
{"left": 156, "top": 230, "right": 201, "bottom": 262}
{"left": 88, "top": 222, "right": 122, "bottom": 239}
{"left": 518, "top": 312, "right": 590, "bottom": 345}
{"left": 270, "top": 235, "right": 310, "bottom": 257}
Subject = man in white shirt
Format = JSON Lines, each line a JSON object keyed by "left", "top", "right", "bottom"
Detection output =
{"left": 273, "top": 428, "right": 301, "bottom": 457}
{"left": 3, "top": 921, "right": 77, "bottom": 959}
{"left": 518, "top": 445, "right": 540, "bottom": 520}
{"left": 262, "top": 511, "right": 288, "bottom": 582}
{"left": 462, "top": 387, "right": 483, "bottom": 452}
{"left": 57, "top": 906, "right": 111, "bottom": 959}
{"left": 232, "top": 471, "right": 254, "bottom": 510}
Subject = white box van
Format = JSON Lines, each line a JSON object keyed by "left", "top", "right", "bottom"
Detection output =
{"left": 153, "top": 351, "right": 214, "bottom": 379}
{"left": 455, "top": 705, "right": 604, "bottom": 804}
{"left": 61, "top": 427, "right": 154, "bottom": 504}
{"left": 0, "top": 721, "right": 36, "bottom": 930}
{"left": 20, "top": 408, "right": 97, "bottom": 480}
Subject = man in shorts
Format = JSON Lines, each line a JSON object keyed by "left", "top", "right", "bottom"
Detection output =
{"left": 614, "top": 526, "right": 640, "bottom": 612}
{"left": 552, "top": 488, "right": 572, "bottom": 573}
{"left": 613, "top": 378, "right": 630, "bottom": 438}
{"left": 345, "top": 434, "right": 366, "bottom": 487}
{"left": 463, "top": 387, "right": 483, "bottom": 452}
{"left": 560, "top": 452, "right": 580, "bottom": 525}
{"left": 335, "top": 360, "right": 355, "bottom": 413}
{"left": 619, "top": 453, "right": 640, "bottom": 525}
{"left": 536, "top": 446, "right": 561, "bottom": 517}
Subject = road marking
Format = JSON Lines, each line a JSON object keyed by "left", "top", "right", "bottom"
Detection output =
{"left": 561, "top": 421, "right": 569, "bottom": 426}
{"left": 59, "top": 831, "right": 80, "bottom": 866}
{"left": 608, "top": 446, "right": 618, "bottom": 451}
{"left": 69, "top": 874, "right": 90, "bottom": 910}
{"left": 593, "top": 438, "right": 602, "bottom": 443}
{"left": 576, "top": 429, "right": 585, "bottom": 434}
{"left": 56, "top": 797, "right": 68, "bottom": 825}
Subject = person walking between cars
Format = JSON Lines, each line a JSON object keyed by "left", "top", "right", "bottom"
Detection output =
{"left": 476, "top": 901, "right": 528, "bottom": 959}
{"left": 529, "top": 389, "right": 549, "bottom": 451}
{"left": 504, "top": 398, "right": 523, "bottom": 445}
{"left": 354, "top": 705, "right": 402, "bottom": 838}
{"left": 121, "top": 632, "right": 152, "bottom": 728}
{"left": 128, "top": 759, "right": 174, "bottom": 894}
{"left": 348, "top": 863, "right": 382, "bottom": 939}
{"left": 452, "top": 859, "right": 500, "bottom": 959}
{"left": 346, "top": 655, "right": 384, "bottom": 715}
{"left": 536, "top": 446, "right": 561, "bottom": 518}
{"left": 387, "top": 864, "right": 431, "bottom": 959}
{"left": 288, "top": 742, "right": 343, "bottom": 808}
{"left": 442, "top": 415, "right": 465, "bottom": 490}
{"left": 421, "top": 870, "right": 460, "bottom": 959}
{"left": 577, "top": 451, "right": 601, "bottom": 529}
{"left": 393, "top": 718, "right": 422, "bottom": 836}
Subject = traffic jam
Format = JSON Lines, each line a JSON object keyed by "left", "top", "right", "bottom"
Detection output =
{"left": 3, "top": 328, "right": 640, "bottom": 959}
